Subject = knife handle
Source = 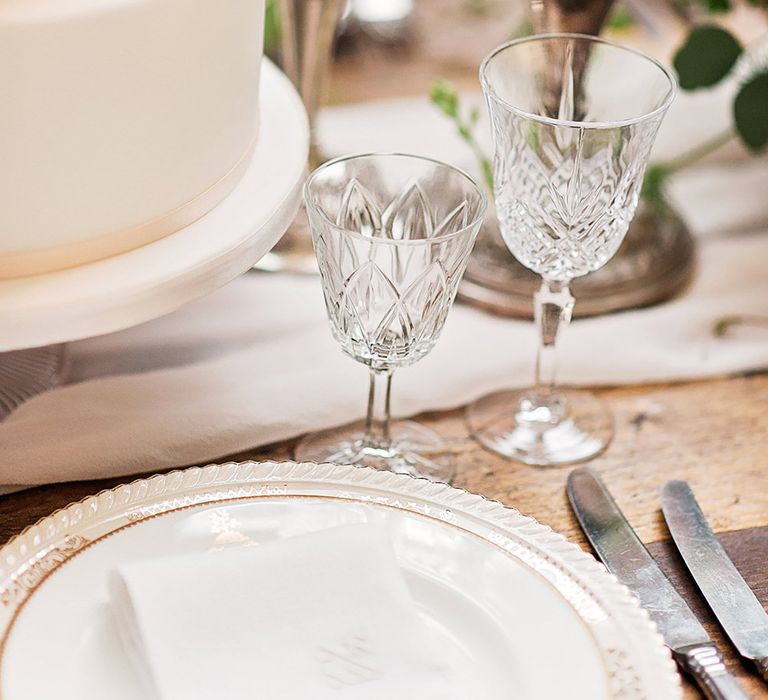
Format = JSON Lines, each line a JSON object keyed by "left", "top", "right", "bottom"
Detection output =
{"left": 755, "top": 657, "right": 768, "bottom": 684}
{"left": 674, "top": 644, "right": 749, "bottom": 700}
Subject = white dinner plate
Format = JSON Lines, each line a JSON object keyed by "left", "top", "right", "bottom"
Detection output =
{"left": 0, "top": 462, "right": 680, "bottom": 699}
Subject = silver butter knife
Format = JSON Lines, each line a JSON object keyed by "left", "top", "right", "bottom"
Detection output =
{"left": 567, "top": 467, "right": 749, "bottom": 700}
{"left": 662, "top": 479, "right": 768, "bottom": 683}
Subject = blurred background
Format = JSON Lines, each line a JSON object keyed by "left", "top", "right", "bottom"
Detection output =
{"left": 263, "top": 0, "right": 768, "bottom": 318}
{"left": 268, "top": 0, "right": 767, "bottom": 105}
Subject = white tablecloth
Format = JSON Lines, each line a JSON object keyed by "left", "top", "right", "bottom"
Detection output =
{"left": 1, "top": 94, "right": 766, "bottom": 490}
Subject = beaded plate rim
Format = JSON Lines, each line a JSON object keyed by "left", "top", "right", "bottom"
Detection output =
{"left": 0, "top": 461, "right": 681, "bottom": 699}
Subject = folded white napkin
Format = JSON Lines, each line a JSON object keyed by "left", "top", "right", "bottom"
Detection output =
{"left": 110, "top": 524, "right": 456, "bottom": 700}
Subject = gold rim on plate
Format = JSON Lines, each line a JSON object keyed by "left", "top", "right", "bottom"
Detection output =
{"left": 0, "top": 461, "right": 680, "bottom": 699}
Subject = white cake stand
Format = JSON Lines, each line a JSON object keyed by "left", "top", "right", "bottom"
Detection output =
{"left": 0, "top": 59, "right": 309, "bottom": 417}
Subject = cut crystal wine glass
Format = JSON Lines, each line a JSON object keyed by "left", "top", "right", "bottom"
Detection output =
{"left": 296, "top": 153, "right": 486, "bottom": 482}
{"left": 467, "top": 33, "right": 676, "bottom": 466}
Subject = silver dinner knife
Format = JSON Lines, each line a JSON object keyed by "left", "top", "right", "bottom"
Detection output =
{"left": 567, "top": 467, "right": 749, "bottom": 700}
{"left": 662, "top": 479, "right": 768, "bottom": 683}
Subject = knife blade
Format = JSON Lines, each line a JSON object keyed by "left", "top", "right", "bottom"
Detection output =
{"left": 662, "top": 479, "right": 768, "bottom": 683}
{"left": 567, "top": 467, "right": 749, "bottom": 700}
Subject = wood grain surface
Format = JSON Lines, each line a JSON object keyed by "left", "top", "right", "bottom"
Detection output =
{"left": 2, "top": 375, "right": 766, "bottom": 697}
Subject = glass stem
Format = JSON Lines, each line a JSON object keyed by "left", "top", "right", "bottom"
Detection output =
{"left": 533, "top": 278, "right": 574, "bottom": 401}
{"left": 364, "top": 367, "right": 393, "bottom": 449}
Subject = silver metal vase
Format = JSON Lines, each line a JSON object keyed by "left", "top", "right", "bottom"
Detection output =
{"left": 458, "top": 0, "right": 696, "bottom": 318}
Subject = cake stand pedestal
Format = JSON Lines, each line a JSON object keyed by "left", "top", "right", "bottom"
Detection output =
{"left": 0, "top": 59, "right": 309, "bottom": 418}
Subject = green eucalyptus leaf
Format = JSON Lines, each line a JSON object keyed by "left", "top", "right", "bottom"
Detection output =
{"left": 428, "top": 79, "right": 494, "bottom": 193}
{"left": 429, "top": 80, "right": 459, "bottom": 118}
{"left": 606, "top": 4, "right": 633, "bottom": 29}
{"left": 734, "top": 71, "right": 768, "bottom": 151}
{"left": 641, "top": 164, "right": 670, "bottom": 206}
{"left": 606, "top": 2, "right": 635, "bottom": 29}
{"left": 263, "top": 0, "right": 280, "bottom": 55}
{"left": 481, "top": 159, "right": 494, "bottom": 193}
{"left": 673, "top": 25, "right": 742, "bottom": 90}
{"left": 699, "top": 0, "right": 731, "bottom": 12}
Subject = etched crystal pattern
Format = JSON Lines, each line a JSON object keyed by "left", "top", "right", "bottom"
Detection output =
{"left": 489, "top": 102, "right": 663, "bottom": 280}
{"left": 309, "top": 179, "right": 479, "bottom": 369}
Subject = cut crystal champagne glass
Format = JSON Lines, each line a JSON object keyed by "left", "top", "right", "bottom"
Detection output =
{"left": 467, "top": 33, "right": 676, "bottom": 466}
{"left": 296, "top": 153, "right": 486, "bottom": 482}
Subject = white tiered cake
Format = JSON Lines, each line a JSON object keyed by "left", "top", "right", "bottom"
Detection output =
{"left": 0, "top": 0, "right": 265, "bottom": 278}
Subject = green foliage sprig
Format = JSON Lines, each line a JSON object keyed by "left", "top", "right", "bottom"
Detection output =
{"left": 430, "top": 11, "right": 767, "bottom": 208}
{"left": 429, "top": 81, "right": 494, "bottom": 194}
{"left": 644, "top": 21, "right": 768, "bottom": 201}
{"left": 264, "top": 0, "right": 280, "bottom": 57}
{"left": 673, "top": 23, "right": 768, "bottom": 152}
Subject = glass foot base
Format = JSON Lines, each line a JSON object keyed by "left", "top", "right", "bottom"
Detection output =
{"left": 294, "top": 419, "right": 456, "bottom": 483}
{"left": 466, "top": 389, "right": 613, "bottom": 467}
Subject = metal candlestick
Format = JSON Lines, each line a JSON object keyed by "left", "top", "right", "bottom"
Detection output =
{"left": 257, "top": 0, "right": 345, "bottom": 275}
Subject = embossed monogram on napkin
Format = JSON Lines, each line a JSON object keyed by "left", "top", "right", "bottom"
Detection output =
{"left": 315, "top": 635, "right": 380, "bottom": 688}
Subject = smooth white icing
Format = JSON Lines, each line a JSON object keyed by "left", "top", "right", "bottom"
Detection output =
{"left": 0, "top": 0, "right": 264, "bottom": 272}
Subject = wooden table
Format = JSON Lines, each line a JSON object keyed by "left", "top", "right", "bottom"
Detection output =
{"left": 3, "top": 4, "right": 767, "bottom": 697}
{"left": 3, "top": 376, "right": 766, "bottom": 698}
